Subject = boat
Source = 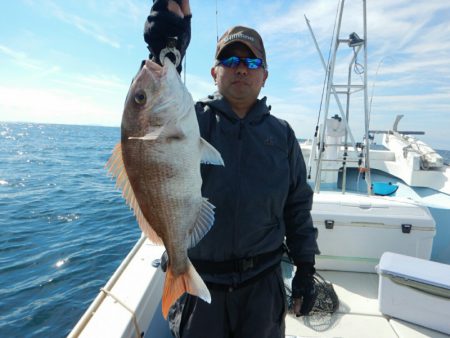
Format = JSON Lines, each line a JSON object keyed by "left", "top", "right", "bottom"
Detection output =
{"left": 300, "top": 114, "right": 450, "bottom": 265}
{"left": 69, "top": 0, "right": 450, "bottom": 337}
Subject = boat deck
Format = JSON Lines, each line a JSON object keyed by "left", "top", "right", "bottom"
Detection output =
{"left": 286, "top": 270, "right": 448, "bottom": 338}
{"left": 70, "top": 239, "right": 448, "bottom": 338}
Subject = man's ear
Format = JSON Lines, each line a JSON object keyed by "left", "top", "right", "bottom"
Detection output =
{"left": 211, "top": 66, "right": 217, "bottom": 84}
{"left": 262, "top": 70, "right": 268, "bottom": 87}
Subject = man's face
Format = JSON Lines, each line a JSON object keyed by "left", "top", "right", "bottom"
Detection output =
{"left": 211, "top": 43, "right": 268, "bottom": 106}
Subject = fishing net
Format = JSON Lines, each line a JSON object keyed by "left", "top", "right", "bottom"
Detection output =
{"left": 281, "top": 257, "right": 340, "bottom": 332}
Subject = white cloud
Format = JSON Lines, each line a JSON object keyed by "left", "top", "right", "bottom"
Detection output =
{"left": 3, "top": 0, "right": 449, "bottom": 150}
{"left": 30, "top": 0, "right": 121, "bottom": 49}
{"left": 0, "top": 44, "right": 26, "bottom": 59}
{"left": 53, "top": 9, "right": 120, "bottom": 48}
{"left": 0, "top": 85, "right": 123, "bottom": 127}
{"left": 0, "top": 44, "right": 45, "bottom": 71}
{"left": 0, "top": 70, "right": 210, "bottom": 129}
{"left": 71, "top": 74, "right": 128, "bottom": 92}
{"left": 185, "top": 73, "right": 216, "bottom": 101}
{"left": 248, "top": 0, "right": 450, "bottom": 149}
{"left": 105, "top": 0, "right": 146, "bottom": 24}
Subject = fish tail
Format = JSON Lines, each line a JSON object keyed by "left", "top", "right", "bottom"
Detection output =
{"left": 161, "top": 262, "right": 211, "bottom": 319}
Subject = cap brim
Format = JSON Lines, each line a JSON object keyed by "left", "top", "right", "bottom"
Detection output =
{"left": 217, "top": 40, "right": 263, "bottom": 61}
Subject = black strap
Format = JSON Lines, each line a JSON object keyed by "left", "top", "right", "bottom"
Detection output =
{"left": 191, "top": 247, "right": 283, "bottom": 275}
{"left": 205, "top": 263, "right": 280, "bottom": 291}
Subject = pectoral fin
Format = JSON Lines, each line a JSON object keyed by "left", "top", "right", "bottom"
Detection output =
{"left": 200, "top": 138, "right": 224, "bottom": 166}
{"left": 129, "top": 123, "right": 185, "bottom": 141}
{"left": 106, "top": 142, "right": 163, "bottom": 245}
{"left": 128, "top": 126, "right": 164, "bottom": 141}
{"left": 188, "top": 198, "right": 215, "bottom": 249}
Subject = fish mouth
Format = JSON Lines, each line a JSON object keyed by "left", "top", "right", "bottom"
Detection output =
{"left": 142, "top": 59, "right": 166, "bottom": 78}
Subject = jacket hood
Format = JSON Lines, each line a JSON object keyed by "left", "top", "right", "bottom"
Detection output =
{"left": 199, "top": 92, "right": 271, "bottom": 123}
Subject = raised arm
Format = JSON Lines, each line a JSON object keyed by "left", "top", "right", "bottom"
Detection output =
{"left": 143, "top": 0, "right": 192, "bottom": 73}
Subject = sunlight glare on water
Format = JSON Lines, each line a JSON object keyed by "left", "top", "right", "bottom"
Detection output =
{"left": 0, "top": 122, "right": 140, "bottom": 338}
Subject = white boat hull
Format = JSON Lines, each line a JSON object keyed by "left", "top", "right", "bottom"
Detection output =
{"left": 69, "top": 237, "right": 450, "bottom": 338}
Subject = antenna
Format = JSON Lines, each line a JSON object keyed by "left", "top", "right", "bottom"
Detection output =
{"left": 216, "top": 0, "right": 219, "bottom": 41}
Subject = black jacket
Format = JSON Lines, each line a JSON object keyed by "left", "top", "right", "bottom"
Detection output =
{"left": 143, "top": 2, "right": 319, "bottom": 285}
{"left": 189, "top": 92, "right": 319, "bottom": 285}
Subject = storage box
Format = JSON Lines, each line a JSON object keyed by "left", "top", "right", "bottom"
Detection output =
{"left": 312, "top": 192, "right": 436, "bottom": 272}
{"left": 377, "top": 252, "right": 450, "bottom": 335}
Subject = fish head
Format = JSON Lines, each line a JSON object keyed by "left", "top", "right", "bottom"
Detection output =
{"left": 121, "top": 59, "right": 187, "bottom": 140}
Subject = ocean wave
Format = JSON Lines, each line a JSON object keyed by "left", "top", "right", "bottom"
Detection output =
{"left": 0, "top": 123, "right": 137, "bottom": 338}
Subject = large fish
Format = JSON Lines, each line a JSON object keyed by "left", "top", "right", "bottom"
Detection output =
{"left": 106, "top": 58, "right": 224, "bottom": 318}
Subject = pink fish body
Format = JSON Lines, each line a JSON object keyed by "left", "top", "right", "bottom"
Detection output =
{"left": 107, "top": 59, "right": 224, "bottom": 318}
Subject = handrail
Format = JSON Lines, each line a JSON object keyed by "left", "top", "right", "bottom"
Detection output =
{"left": 68, "top": 234, "right": 146, "bottom": 338}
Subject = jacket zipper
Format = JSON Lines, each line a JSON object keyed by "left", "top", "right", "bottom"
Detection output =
{"left": 233, "top": 121, "right": 244, "bottom": 267}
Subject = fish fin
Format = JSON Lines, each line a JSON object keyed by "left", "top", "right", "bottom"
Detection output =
{"left": 199, "top": 137, "right": 224, "bottom": 166}
{"left": 129, "top": 124, "right": 185, "bottom": 141}
{"left": 188, "top": 198, "right": 216, "bottom": 249}
{"left": 106, "top": 142, "right": 164, "bottom": 245}
{"left": 128, "top": 126, "right": 163, "bottom": 140}
{"left": 162, "top": 262, "right": 211, "bottom": 319}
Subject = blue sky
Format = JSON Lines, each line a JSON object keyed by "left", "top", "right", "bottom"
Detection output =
{"left": 1, "top": 0, "right": 449, "bottom": 149}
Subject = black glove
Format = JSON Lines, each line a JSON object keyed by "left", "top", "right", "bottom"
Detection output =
{"left": 144, "top": 0, "right": 191, "bottom": 73}
{"left": 291, "top": 263, "right": 317, "bottom": 316}
{"left": 160, "top": 250, "right": 169, "bottom": 272}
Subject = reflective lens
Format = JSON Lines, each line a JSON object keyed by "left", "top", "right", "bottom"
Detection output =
{"left": 218, "top": 56, "right": 264, "bottom": 69}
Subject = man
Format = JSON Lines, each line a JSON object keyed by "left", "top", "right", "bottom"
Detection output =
{"left": 144, "top": 1, "right": 319, "bottom": 337}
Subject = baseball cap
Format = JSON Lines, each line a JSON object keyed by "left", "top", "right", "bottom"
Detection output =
{"left": 215, "top": 26, "right": 267, "bottom": 69}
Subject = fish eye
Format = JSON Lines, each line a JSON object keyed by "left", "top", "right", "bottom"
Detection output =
{"left": 134, "top": 90, "right": 147, "bottom": 105}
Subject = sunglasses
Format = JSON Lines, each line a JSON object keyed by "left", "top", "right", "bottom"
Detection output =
{"left": 217, "top": 56, "right": 264, "bottom": 70}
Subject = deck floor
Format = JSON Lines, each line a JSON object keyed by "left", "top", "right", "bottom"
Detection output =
{"left": 285, "top": 270, "right": 448, "bottom": 338}
{"left": 73, "top": 240, "right": 448, "bottom": 338}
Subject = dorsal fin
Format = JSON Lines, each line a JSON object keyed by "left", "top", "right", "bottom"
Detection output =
{"left": 106, "top": 142, "right": 163, "bottom": 245}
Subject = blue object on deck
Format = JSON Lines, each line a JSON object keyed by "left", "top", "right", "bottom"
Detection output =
{"left": 372, "top": 182, "right": 399, "bottom": 196}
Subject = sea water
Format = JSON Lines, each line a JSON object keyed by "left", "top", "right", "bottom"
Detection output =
{"left": 0, "top": 123, "right": 140, "bottom": 337}
{"left": 0, "top": 122, "right": 449, "bottom": 337}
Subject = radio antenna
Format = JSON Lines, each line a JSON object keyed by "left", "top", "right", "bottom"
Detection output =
{"left": 216, "top": 0, "right": 219, "bottom": 41}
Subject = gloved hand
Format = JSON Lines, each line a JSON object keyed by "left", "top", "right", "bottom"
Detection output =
{"left": 143, "top": 0, "right": 191, "bottom": 73}
{"left": 291, "top": 263, "right": 317, "bottom": 316}
{"left": 160, "top": 250, "right": 169, "bottom": 272}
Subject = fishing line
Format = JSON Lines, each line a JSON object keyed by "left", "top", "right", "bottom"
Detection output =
{"left": 183, "top": 53, "right": 187, "bottom": 84}
{"left": 368, "top": 56, "right": 394, "bottom": 126}
{"left": 353, "top": 48, "right": 365, "bottom": 75}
